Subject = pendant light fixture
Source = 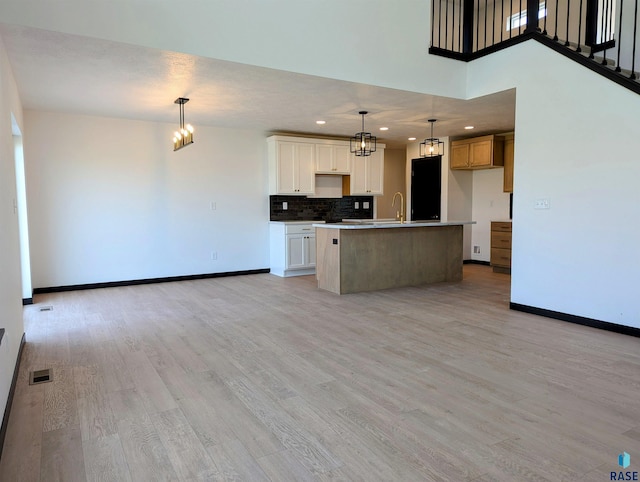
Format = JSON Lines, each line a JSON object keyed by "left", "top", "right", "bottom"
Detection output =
{"left": 350, "top": 111, "right": 376, "bottom": 157}
{"left": 420, "top": 119, "right": 444, "bottom": 158}
{"left": 172, "top": 97, "right": 194, "bottom": 151}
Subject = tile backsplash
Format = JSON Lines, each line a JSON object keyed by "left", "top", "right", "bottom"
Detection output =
{"left": 270, "top": 195, "right": 374, "bottom": 221}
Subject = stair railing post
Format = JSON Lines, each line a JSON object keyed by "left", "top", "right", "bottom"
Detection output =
{"left": 524, "top": 0, "right": 541, "bottom": 32}
{"left": 462, "top": 0, "right": 476, "bottom": 54}
{"left": 585, "top": 0, "right": 599, "bottom": 47}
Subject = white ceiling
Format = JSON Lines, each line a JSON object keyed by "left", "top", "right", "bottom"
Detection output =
{"left": 0, "top": 23, "right": 516, "bottom": 148}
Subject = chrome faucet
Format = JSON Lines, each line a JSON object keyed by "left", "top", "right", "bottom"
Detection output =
{"left": 392, "top": 191, "right": 405, "bottom": 224}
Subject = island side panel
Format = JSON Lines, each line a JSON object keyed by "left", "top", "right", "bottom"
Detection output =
{"left": 316, "top": 227, "right": 342, "bottom": 294}
{"left": 339, "top": 225, "right": 463, "bottom": 294}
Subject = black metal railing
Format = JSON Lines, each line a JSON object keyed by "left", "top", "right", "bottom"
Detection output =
{"left": 430, "top": 0, "right": 639, "bottom": 90}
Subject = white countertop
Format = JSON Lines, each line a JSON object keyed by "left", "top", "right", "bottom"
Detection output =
{"left": 313, "top": 220, "right": 475, "bottom": 229}
{"left": 270, "top": 220, "right": 325, "bottom": 225}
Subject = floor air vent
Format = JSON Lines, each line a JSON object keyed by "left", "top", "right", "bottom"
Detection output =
{"left": 29, "top": 369, "right": 53, "bottom": 385}
{"left": 39, "top": 306, "right": 53, "bottom": 311}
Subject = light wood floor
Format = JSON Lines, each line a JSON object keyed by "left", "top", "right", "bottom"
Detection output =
{"left": 1, "top": 265, "right": 639, "bottom": 481}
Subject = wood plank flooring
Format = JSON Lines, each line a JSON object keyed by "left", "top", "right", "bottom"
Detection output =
{"left": 1, "top": 265, "right": 639, "bottom": 481}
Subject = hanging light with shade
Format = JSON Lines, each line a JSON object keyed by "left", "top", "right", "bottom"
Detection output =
{"left": 420, "top": 119, "right": 444, "bottom": 158}
{"left": 350, "top": 111, "right": 376, "bottom": 157}
{"left": 172, "top": 97, "right": 194, "bottom": 151}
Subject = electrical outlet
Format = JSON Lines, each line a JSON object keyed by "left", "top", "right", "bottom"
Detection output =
{"left": 363, "top": 201, "right": 370, "bottom": 209}
{"left": 355, "top": 202, "right": 360, "bottom": 209}
{"left": 282, "top": 201, "right": 288, "bottom": 210}
{"left": 211, "top": 251, "right": 217, "bottom": 260}
{"left": 473, "top": 246, "right": 480, "bottom": 254}
{"left": 534, "top": 198, "right": 550, "bottom": 209}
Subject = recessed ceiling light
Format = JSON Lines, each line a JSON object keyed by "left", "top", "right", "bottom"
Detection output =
{"left": 408, "top": 137, "right": 417, "bottom": 141}
{"left": 464, "top": 125, "right": 474, "bottom": 130}
{"left": 316, "top": 120, "right": 326, "bottom": 125}
{"left": 380, "top": 127, "right": 389, "bottom": 131}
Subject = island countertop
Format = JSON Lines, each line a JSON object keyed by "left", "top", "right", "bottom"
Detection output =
{"left": 315, "top": 221, "right": 470, "bottom": 294}
{"left": 313, "top": 220, "right": 474, "bottom": 229}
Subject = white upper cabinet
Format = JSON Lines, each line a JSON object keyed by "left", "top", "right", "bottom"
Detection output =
{"left": 315, "top": 144, "right": 351, "bottom": 174}
{"left": 269, "top": 138, "right": 315, "bottom": 195}
{"left": 268, "top": 135, "right": 384, "bottom": 196}
{"left": 350, "top": 149, "right": 384, "bottom": 196}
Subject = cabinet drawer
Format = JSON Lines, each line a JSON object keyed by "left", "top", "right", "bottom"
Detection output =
{"left": 491, "top": 221, "right": 512, "bottom": 232}
{"left": 285, "top": 224, "right": 315, "bottom": 235}
{"left": 491, "top": 231, "right": 512, "bottom": 248}
{"left": 491, "top": 247, "right": 512, "bottom": 268}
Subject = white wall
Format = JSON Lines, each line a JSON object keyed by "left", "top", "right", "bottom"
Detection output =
{"left": 25, "top": 111, "right": 270, "bottom": 288}
{"left": 470, "top": 168, "right": 511, "bottom": 262}
{"left": 467, "top": 40, "right": 640, "bottom": 328}
{"left": 0, "top": 0, "right": 467, "bottom": 99}
{"left": 447, "top": 169, "right": 473, "bottom": 260}
{"left": 0, "top": 35, "right": 25, "bottom": 431}
{"left": 377, "top": 148, "right": 406, "bottom": 219}
{"left": 14, "top": 131, "right": 33, "bottom": 300}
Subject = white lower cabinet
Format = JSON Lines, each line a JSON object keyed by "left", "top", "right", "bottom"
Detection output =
{"left": 286, "top": 233, "right": 316, "bottom": 270}
{"left": 270, "top": 223, "right": 317, "bottom": 277}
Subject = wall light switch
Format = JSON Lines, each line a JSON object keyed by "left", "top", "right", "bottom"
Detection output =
{"left": 283, "top": 201, "right": 288, "bottom": 210}
{"left": 363, "top": 201, "right": 370, "bottom": 209}
{"left": 534, "top": 198, "right": 550, "bottom": 210}
{"left": 210, "top": 201, "right": 216, "bottom": 211}
{"left": 355, "top": 202, "right": 360, "bottom": 209}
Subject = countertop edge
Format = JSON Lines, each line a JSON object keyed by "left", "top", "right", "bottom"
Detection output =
{"left": 313, "top": 221, "right": 475, "bottom": 229}
{"left": 270, "top": 220, "right": 326, "bottom": 225}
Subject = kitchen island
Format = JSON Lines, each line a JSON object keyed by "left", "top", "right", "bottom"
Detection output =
{"left": 313, "top": 221, "right": 474, "bottom": 294}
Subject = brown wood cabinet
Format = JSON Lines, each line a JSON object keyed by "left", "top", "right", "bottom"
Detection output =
{"left": 503, "top": 133, "right": 514, "bottom": 192}
{"left": 490, "top": 221, "right": 512, "bottom": 274}
{"left": 450, "top": 135, "right": 504, "bottom": 170}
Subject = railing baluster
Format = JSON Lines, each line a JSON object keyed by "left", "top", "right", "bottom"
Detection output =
{"left": 431, "top": 0, "right": 435, "bottom": 47}
{"left": 605, "top": 0, "right": 611, "bottom": 41}
{"left": 601, "top": 0, "right": 609, "bottom": 64}
{"left": 484, "top": 0, "right": 488, "bottom": 48}
{"left": 600, "top": 0, "right": 605, "bottom": 43}
{"left": 607, "top": 0, "right": 613, "bottom": 41}
{"left": 492, "top": 0, "right": 496, "bottom": 46}
{"left": 616, "top": 0, "right": 624, "bottom": 71}
{"left": 459, "top": 0, "right": 463, "bottom": 52}
{"left": 543, "top": 0, "right": 548, "bottom": 35}
{"left": 577, "top": 0, "right": 584, "bottom": 52}
{"left": 501, "top": 0, "right": 505, "bottom": 41}
{"left": 565, "top": 0, "right": 571, "bottom": 46}
{"left": 510, "top": 0, "right": 514, "bottom": 38}
{"left": 554, "top": 0, "right": 559, "bottom": 40}
{"left": 632, "top": 0, "right": 638, "bottom": 79}
{"left": 445, "top": 0, "right": 449, "bottom": 50}
{"left": 478, "top": 0, "right": 487, "bottom": 50}
{"left": 439, "top": 0, "right": 443, "bottom": 47}
{"left": 520, "top": 0, "right": 523, "bottom": 34}
{"left": 452, "top": 0, "right": 456, "bottom": 51}
{"left": 476, "top": 0, "right": 480, "bottom": 50}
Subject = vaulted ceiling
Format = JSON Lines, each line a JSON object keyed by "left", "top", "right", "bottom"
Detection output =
{"left": 0, "top": 23, "right": 516, "bottom": 148}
